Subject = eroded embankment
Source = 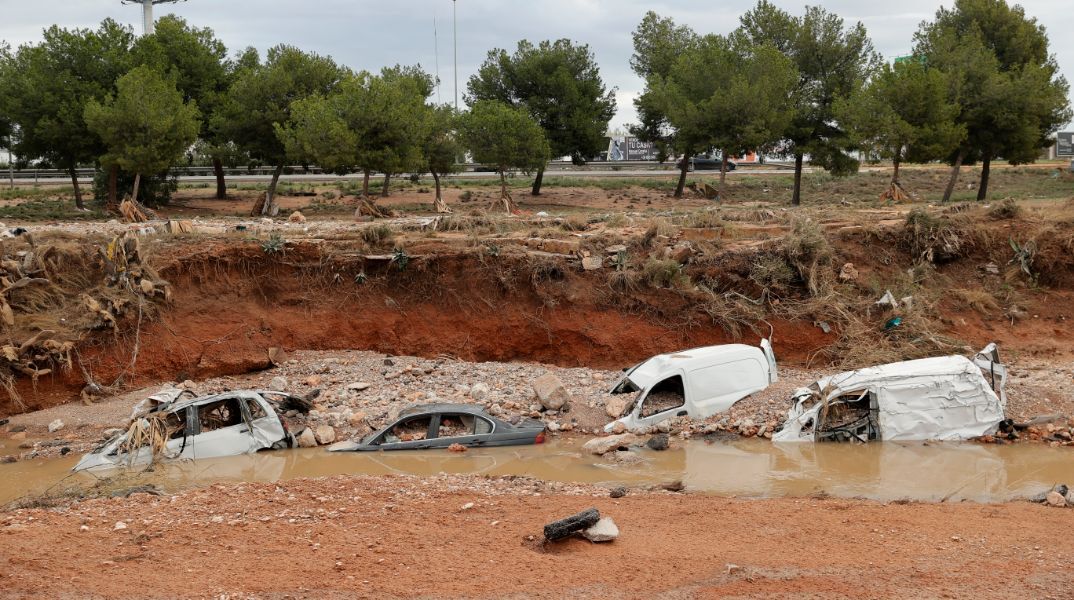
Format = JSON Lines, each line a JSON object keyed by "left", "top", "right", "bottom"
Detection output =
{"left": 4, "top": 209, "right": 1073, "bottom": 415}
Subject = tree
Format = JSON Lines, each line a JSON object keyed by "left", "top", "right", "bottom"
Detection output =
{"left": 132, "top": 15, "right": 231, "bottom": 199}
{"left": 212, "top": 45, "right": 340, "bottom": 216}
{"left": 457, "top": 101, "right": 549, "bottom": 213}
{"left": 699, "top": 38, "right": 797, "bottom": 187}
{"left": 0, "top": 19, "right": 134, "bottom": 208}
{"left": 467, "top": 39, "right": 616, "bottom": 196}
{"left": 915, "top": 0, "right": 1071, "bottom": 201}
{"left": 83, "top": 65, "right": 200, "bottom": 207}
{"left": 420, "top": 105, "right": 462, "bottom": 213}
{"left": 629, "top": 12, "right": 699, "bottom": 197}
{"left": 838, "top": 60, "right": 965, "bottom": 199}
{"left": 276, "top": 66, "right": 432, "bottom": 211}
{"left": 738, "top": 1, "right": 879, "bottom": 205}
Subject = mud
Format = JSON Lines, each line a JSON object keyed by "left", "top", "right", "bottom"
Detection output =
{"left": 6, "top": 438, "right": 1074, "bottom": 506}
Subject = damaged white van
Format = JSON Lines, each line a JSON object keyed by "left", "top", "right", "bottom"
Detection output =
{"left": 773, "top": 344, "right": 1008, "bottom": 443}
{"left": 604, "top": 340, "right": 778, "bottom": 433}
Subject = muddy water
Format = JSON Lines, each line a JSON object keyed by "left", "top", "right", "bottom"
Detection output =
{"left": 2, "top": 438, "right": 1072, "bottom": 505}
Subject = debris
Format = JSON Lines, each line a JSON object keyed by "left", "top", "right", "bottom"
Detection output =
{"left": 657, "top": 480, "right": 685, "bottom": 493}
{"left": 288, "top": 211, "right": 307, "bottom": 224}
{"left": 447, "top": 443, "right": 467, "bottom": 453}
{"left": 583, "top": 433, "right": 640, "bottom": 455}
{"left": 113, "top": 522, "right": 128, "bottom": 531}
{"left": 884, "top": 316, "right": 903, "bottom": 330}
{"left": 582, "top": 517, "right": 619, "bottom": 543}
{"left": 543, "top": 508, "right": 600, "bottom": 542}
{"left": 687, "top": 181, "right": 720, "bottom": 200}
{"left": 461, "top": 502, "right": 475, "bottom": 511}
{"left": 118, "top": 199, "right": 148, "bottom": 223}
{"left": 814, "top": 321, "right": 832, "bottom": 334}
{"left": 646, "top": 434, "right": 670, "bottom": 451}
{"left": 165, "top": 220, "right": 195, "bottom": 234}
{"left": 532, "top": 373, "right": 571, "bottom": 411}
{"left": 726, "top": 564, "right": 744, "bottom": 575}
{"left": 982, "top": 262, "right": 1001, "bottom": 275}
{"left": 875, "top": 290, "right": 899, "bottom": 309}
{"left": 879, "top": 180, "right": 912, "bottom": 203}
{"left": 1046, "top": 491, "right": 1066, "bottom": 508}
{"left": 609, "top": 487, "right": 627, "bottom": 499}
{"left": 605, "top": 396, "right": 629, "bottom": 419}
{"left": 47, "top": 419, "right": 65, "bottom": 433}
{"left": 838, "top": 262, "right": 859, "bottom": 282}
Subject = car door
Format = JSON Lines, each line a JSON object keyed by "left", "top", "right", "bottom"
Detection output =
{"left": 192, "top": 396, "right": 257, "bottom": 459}
{"left": 243, "top": 395, "right": 286, "bottom": 450}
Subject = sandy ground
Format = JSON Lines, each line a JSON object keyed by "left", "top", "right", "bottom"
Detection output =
{"left": 0, "top": 474, "right": 1072, "bottom": 599}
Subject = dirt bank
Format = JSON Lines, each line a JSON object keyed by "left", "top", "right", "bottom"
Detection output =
{"left": 0, "top": 474, "right": 1072, "bottom": 599}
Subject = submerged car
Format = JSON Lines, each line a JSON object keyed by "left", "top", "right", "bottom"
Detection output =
{"left": 605, "top": 340, "right": 778, "bottom": 433}
{"left": 773, "top": 344, "right": 1008, "bottom": 443}
{"left": 74, "top": 390, "right": 297, "bottom": 472}
{"left": 328, "top": 404, "right": 546, "bottom": 452}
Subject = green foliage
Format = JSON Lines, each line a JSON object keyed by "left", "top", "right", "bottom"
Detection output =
{"left": 641, "top": 258, "right": 689, "bottom": 289}
{"left": 261, "top": 234, "right": 285, "bottom": 254}
{"left": 0, "top": 19, "right": 134, "bottom": 205}
{"left": 738, "top": 1, "right": 880, "bottom": 202}
{"left": 421, "top": 105, "right": 463, "bottom": 180}
{"left": 467, "top": 38, "right": 616, "bottom": 177}
{"left": 628, "top": 12, "right": 699, "bottom": 160}
{"left": 457, "top": 101, "right": 550, "bottom": 176}
{"left": 84, "top": 65, "right": 201, "bottom": 183}
{"left": 838, "top": 61, "right": 965, "bottom": 171}
{"left": 213, "top": 45, "right": 341, "bottom": 168}
{"left": 0, "top": 198, "right": 109, "bottom": 221}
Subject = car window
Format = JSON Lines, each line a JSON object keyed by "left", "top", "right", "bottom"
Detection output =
{"left": 436, "top": 414, "right": 494, "bottom": 438}
{"left": 166, "top": 409, "right": 188, "bottom": 440}
{"left": 198, "top": 398, "right": 246, "bottom": 432}
{"left": 380, "top": 415, "right": 432, "bottom": 444}
{"left": 640, "top": 376, "right": 686, "bottom": 418}
{"left": 246, "top": 398, "right": 269, "bottom": 420}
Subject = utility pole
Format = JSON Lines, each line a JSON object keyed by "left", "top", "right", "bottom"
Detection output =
{"left": 453, "top": 0, "right": 458, "bottom": 111}
{"left": 121, "top": 0, "right": 187, "bottom": 36}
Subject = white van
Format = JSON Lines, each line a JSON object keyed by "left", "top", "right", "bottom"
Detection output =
{"left": 604, "top": 340, "right": 778, "bottom": 433}
{"left": 773, "top": 344, "right": 1008, "bottom": 443}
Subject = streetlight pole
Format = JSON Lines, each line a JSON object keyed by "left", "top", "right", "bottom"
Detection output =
{"left": 453, "top": 0, "right": 458, "bottom": 111}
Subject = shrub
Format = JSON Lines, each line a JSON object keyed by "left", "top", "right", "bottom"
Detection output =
{"left": 988, "top": 198, "right": 1021, "bottom": 220}
{"left": 361, "top": 224, "right": 395, "bottom": 246}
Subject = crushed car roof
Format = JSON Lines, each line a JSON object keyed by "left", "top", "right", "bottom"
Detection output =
{"left": 397, "top": 403, "right": 494, "bottom": 418}
{"left": 623, "top": 344, "right": 764, "bottom": 390}
{"left": 807, "top": 355, "right": 989, "bottom": 395}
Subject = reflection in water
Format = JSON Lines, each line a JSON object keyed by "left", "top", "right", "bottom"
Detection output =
{"left": 1, "top": 438, "right": 1072, "bottom": 505}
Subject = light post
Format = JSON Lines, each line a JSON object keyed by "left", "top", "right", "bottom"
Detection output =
{"left": 453, "top": 0, "right": 458, "bottom": 111}
{"left": 121, "top": 0, "right": 187, "bottom": 36}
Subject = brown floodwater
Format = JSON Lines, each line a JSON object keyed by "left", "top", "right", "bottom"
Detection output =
{"left": 2, "top": 437, "right": 1072, "bottom": 505}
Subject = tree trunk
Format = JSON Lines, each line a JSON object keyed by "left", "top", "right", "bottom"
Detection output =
{"left": 977, "top": 153, "right": 992, "bottom": 201}
{"left": 942, "top": 148, "right": 966, "bottom": 204}
{"left": 531, "top": 166, "right": 545, "bottom": 196}
{"left": 107, "top": 165, "right": 118, "bottom": 209}
{"left": 381, "top": 173, "right": 391, "bottom": 197}
{"left": 212, "top": 157, "right": 226, "bottom": 200}
{"left": 68, "top": 165, "right": 85, "bottom": 210}
{"left": 498, "top": 170, "right": 515, "bottom": 213}
{"left": 131, "top": 173, "right": 142, "bottom": 206}
{"left": 719, "top": 150, "right": 728, "bottom": 186}
{"left": 791, "top": 153, "right": 804, "bottom": 206}
{"left": 892, "top": 149, "right": 901, "bottom": 185}
{"left": 674, "top": 153, "right": 690, "bottom": 199}
{"left": 262, "top": 164, "right": 284, "bottom": 216}
{"left": 432, "top": 172, "right": 450, "bottom": 213}
{"left": 362, "top": 170, "right": 370, "bottom": 196}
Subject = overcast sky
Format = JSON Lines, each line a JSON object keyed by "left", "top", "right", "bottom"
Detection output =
{"left": 2, "top": 0, "right": 1071, "bottom": 132}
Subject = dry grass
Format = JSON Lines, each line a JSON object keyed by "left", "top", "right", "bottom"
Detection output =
{"left": 641, "top": 258, "right": 690, "bottom": 289}
{"left": 950, "top": 288, "right": 1001, "bottom": 314}
{"left": 783, "top": 217, "right": 834, "bottom": 296}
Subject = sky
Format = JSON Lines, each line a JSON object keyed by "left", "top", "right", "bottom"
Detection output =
{"left": 1, "top": 0, "right": 1072, "bottom": 133}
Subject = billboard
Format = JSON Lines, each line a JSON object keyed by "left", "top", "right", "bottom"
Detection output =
{"left": 608, "top": 136, "right": 660, "bottom": 161}
{"left": 1058, "top": 132, "right": 1074, "bottom": 157}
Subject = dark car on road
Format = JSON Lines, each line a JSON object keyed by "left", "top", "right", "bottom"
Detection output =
{"left": 678, "top": 155, "right": 737, "bottom": 172}
{"left": 328, "top": 404, "right": 547, "bottom": 452}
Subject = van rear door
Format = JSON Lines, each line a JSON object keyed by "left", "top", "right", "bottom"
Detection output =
{"left": 760, "top": 339, "right": 778, "bottom": 383}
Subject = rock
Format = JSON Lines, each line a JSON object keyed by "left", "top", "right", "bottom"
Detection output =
{"left": 581, "top": 256, "right": 603, "bottom": 271}
{"left": 296, "top": 428, "right": 318, "bottom": 448}
{"left": 113, "top": 522, "right": 127, "bottom": 531}
{"left": 606, "top": 244, "right": 628, "bottom": 254}
{"left": 314, "top": 425, "right": 336, "bottom": 445}
{"left": 347, "top": 412, "right": 368, "bottom": 428}
{"left": 609, "top": 422, "right": 627, "bottom": 435}
{"left": 1066, "top": 491, "right": 1074, "bottom": 506}
{"left": 470, "top": 382, "right": 490, "bottom": 402}
{"left": 346, "top": 382, "right": 371, "bottom": 393}
{"left": 582, "top": 433, "right": 639, "bottom": 455}
{"left": 47, "top": 419, "right": 65, "bottom": 433}
{"left": 582, "top": 517, "right": 619, "bottom": 543}
{"left": 646, "top": 434, "right": 670, "bottom": 451}
{"left": 532, "top": 373, "right": 571, "bottom": 411}
{"left": 288, "top": 211, "right": 306, "bottom": 223}
{"left": 448, "top": 443, "right": 467, "bottom": 453}
{"left": 269, "top": 376, "right": 288, "bottom": 391}
{"left": 658, "top": 480, "right": 685, "bottom": 493}
{"left": 605, "top": 396, "right": 629, "bottom": 419}
{"left": 1046, "top": 491, "right": 1066, "bottom": 507}
{"left": 461, "top": 502, "right": 475, "bottom": 511}
{"left": 0, "top": 456, "right": 16, "bottom": 464}
{"left": 669, "top": 242, "right": 694, "bottom": 264}
{"left": 267, "top": 347, "right": 289, "bottom": 366}
{"left": 604, "top": 450, "right": 644, "bottom": 465}
{"left": 838, "top": 262, "right": 859, "bottom": 282}
{"left": 544, "top": 508, "right": 600, "bottom": 541}
{"left": 609, "top": 487, "right": 627, "bottom": 499}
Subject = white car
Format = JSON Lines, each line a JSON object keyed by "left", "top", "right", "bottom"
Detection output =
{"left": 774, "top": 344, "right": 1008, "bottom": 443}
{"left": 605, "top": 340, "right": 778, "bottom": 433}
{"left": 74, "top": 391, "right": 295, "bottom": 472}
